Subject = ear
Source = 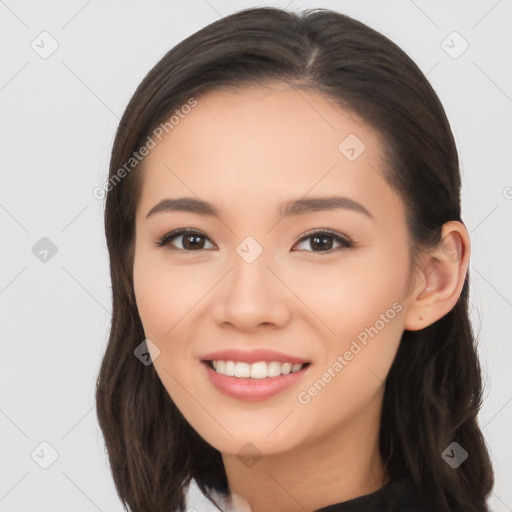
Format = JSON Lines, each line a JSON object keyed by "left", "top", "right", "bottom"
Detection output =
{"left": 404, "top": 221, "right": 470, "bottom": 331}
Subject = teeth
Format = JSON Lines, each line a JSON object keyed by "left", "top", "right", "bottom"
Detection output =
{"left": 211, "top": 360, "right": 305, "bottom": 378}
{"left": 234, "top": 362, "right": 251, "bottom": 378}
{"left": 250, "top": 361, "right": 267, "bottom": 379}
{"left": 225, "top": 360, "right": 235, "bottom": 376}
{"left": 281, "top": 362, "right": 292, "bottom": 375}
{"left": 268, "top": 361, "right": 282, "bottom": 377}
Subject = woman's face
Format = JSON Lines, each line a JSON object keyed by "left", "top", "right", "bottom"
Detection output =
{"left": 133, "top": 83, "right": 416, "bottom": 456}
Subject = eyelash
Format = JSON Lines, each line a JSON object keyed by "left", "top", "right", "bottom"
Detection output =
{"left": 155, "top": 228, "right": 354, "bottom": 254}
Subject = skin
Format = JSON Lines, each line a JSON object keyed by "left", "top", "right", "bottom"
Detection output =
{"left": 132, "top": 82, "right": 470, "bottom": 512}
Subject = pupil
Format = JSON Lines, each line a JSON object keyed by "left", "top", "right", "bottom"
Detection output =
{"left": 312, "top": 235, "right": 332, "bottom": 251}
{"left": 184, "top": 234, "right": 204, "bottom": 250}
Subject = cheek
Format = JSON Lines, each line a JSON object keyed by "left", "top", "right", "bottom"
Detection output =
{"left": 294, "top": 281, "right": 406, "bottom": 431}
{"left": 284, "top": 252, "right": 409, "bottom": 350}
{"left": 133, "top": 251, "right": 200, "bottom": 402}
{"left": 133, "top": 249, "right": 205, "bottom": 340}
{"left": 293, "top": 249, "right": 409, "bottom": 417}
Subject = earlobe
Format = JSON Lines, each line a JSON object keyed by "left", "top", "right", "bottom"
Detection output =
{"left": 404, "top": 221, "right": 470, "bottom": 331}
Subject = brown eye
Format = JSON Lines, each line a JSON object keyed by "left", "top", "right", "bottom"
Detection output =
{"left": 156, "top": 230, "right": 216, "bottom": 251}
{"left": 293, "top": 230, "right": 353, "bottom": 253}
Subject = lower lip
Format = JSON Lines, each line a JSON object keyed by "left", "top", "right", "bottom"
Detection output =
{"left": 202, "top": 362, "right": 310, "bottom": 401}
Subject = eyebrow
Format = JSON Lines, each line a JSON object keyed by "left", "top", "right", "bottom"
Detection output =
{"left": 145, "top": 195, "right": 373, "bottom": 220}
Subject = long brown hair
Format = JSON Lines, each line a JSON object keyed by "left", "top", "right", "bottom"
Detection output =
{"left": 95, "top": 7, "right": 494, "bottom": 511}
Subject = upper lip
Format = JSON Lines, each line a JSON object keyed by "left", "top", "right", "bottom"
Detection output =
{"left": 201, "top": 348, "right": 310, "bottom": 365}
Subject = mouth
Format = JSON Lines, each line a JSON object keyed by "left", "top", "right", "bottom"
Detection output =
{"left": 200, "top": 358, "right": 312, "bottom": 401}
{"left": 205, "top": 359, "right": 310, "bottom": 378}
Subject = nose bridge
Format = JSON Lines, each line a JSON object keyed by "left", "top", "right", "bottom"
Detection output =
{"left": 216, "top": 238, "right": 290, "bottom": 328}
{"left": 229, "top": 240, "right": 275, "bottom": 304}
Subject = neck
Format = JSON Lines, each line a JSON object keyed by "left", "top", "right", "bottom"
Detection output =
{"left": 222, "top": 390, "right": 388, "bottom": 512}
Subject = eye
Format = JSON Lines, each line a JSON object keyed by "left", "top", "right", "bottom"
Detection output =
{"left": 155, "top": 228, "right": 353, "bottom": 253}
{"left": 156, "top": 229, "right": 216, "bottom": 251}
{"left": 292, "top": 230, "right": 353, "bottom": 253}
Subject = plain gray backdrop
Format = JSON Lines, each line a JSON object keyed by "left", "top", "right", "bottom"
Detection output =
{"left": 1, "top": 0, "right": 511, "bottom": 510}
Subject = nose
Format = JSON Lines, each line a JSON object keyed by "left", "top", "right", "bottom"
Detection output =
{"left": 212, "top": 248, "right": 293, "bottom": 333}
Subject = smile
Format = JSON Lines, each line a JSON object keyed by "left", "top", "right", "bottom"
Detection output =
{"left": 201, "top": 360, "right": 311, "bottom": 401}
{"left": 210, "top": 360, "right": 306, "bottom": 379}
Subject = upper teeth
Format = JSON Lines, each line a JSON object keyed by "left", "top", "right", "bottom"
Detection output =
{"left": 212, "top": 360, "right": 304, "bottom": 379}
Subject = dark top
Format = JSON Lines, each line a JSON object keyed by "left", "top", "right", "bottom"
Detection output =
{"left": 315, "top": 478, "right": 432, "bottom": 512}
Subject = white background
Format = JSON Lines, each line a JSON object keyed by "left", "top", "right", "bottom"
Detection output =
{"left": 1, "top": 1, "right": 511, "bottom": 510}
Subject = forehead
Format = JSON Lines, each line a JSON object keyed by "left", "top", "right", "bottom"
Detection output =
{"left": 137, "top": 83, "right": 401, "bottom": 223}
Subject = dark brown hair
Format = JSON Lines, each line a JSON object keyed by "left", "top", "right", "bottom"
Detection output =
{"left": 95, "top": 7, "right": 494, "bottom": 512}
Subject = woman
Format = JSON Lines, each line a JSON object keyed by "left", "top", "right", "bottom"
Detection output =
{"left": 95, "top": 7, "right": 494, "bottom": 512}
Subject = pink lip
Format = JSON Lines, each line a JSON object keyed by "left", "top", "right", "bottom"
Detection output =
{"left": 201, "top": 361, "right": 311, "bottom": 401}
{"left": 201, "top": 348, "right": 309, "bottom": 365}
